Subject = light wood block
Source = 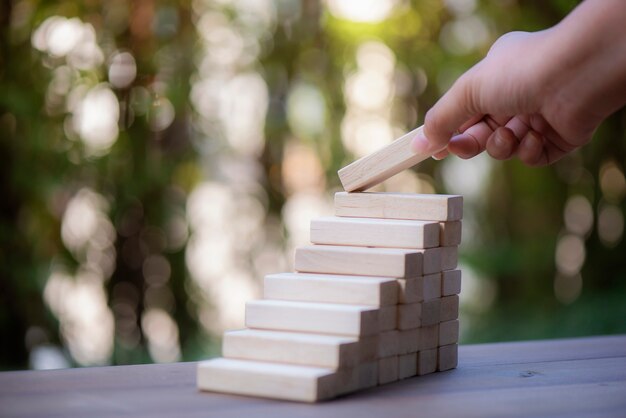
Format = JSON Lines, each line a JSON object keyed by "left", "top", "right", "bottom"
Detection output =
{"left": 422, "top": 273, "right": 442, "bottom": 300}
{"left": 310, "top": 216, "right": 440, "bottom": 249}
{"left": 396, "top": 278, "right": 420, "bottom": 304}
{"left": 295, "top": 245, "right": 423, "bottom": 278}
{"left": 398, "top": 303, "right": 421, "bottom": 330}
{"left": 416, "top": 349, "right": 437, "bottom": 376}
{"left": 246, "top": 300, "right": 379, "bottom": 337}
{"left": 379, "top": 305, "right": 397, "bottom": 331}
{"left": 378, "top": 356, "right": 399, "bottom": 385}
{"left": 398, "top": 353, "right": 417, "bottom": 379}
{"left": 439, "top": 320, "right": 459, "bottom": 346}
{"left": 421, "top": 298, "right": 441, "bottom": 326}
{"left": 338, "top": 126, "right": 432, "bottom": 192}
{"left": 378, "top": 330, "right": 400, "bottom": 358}
{"left": 440, "top": 221, "right": 462, "bottom": 246}
{"left": 398, "top": 329, "right": 419, "bottom": 355}
{"left": 222, "top": 329, "right": 376, "bottom": 369}
{"left": 442, "top": 270, "right": 462, "bottom": 296}
{"left": 440, "top": 295, "right": 459, "bottom": 322}
{"left": 441, "top": 246, "right": 458, "bottom": 271}
{"left": 264, "top": 273, "right": 398, "bottom": 307}
{"left": 197, "top": 358, "right": 352, "bottom": 402}
{"left": 357, "top": 361, "right": 379, "bottom": 390}
{"left": 419, "top": 324, "right": 439, "bottom": 351}
{"left": 438, "top": 344, "right": 458, "bottom": 371}
{"left": 335, "top": 192, "right": 463, "bottom": 222}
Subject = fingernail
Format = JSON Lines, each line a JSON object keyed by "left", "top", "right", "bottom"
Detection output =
{"left": 411, "top": 130, "right": 431, "bottom": 154}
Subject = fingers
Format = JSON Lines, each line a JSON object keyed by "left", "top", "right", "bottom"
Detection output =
{"left": 517, "top": 130, "right": 547, "bottom": 166}
{"left": 447, "top": 121, "right": 493, "bottom": 159}
{"left": 485, "top": 127, "right": 518, "bottom": 160}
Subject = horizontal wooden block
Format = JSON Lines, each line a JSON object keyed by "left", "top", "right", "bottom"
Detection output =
{"left": 246, "top": 300, "right": 379, "bottom": 337}
{"left": 398, "top": 353, "right": 417, "bottom": 380}
{"left": 398, "top": 303, "right": 421, "bottom": 330}
{"left": 378, "top": 330, "right": 400, "bottom": 358}
{"left": 357, "top": 361, "right": 379, "bottom": 390}
{"left": 379, "top": 305, "right": 397, "bottom": 331}
{"left": 197, "top": 358, "right": 354, "bottom": 402}
{"left": 378, "top": 356, "right": 399, "bottom": 385}
{"left": 441, "top": 246, "right": 458, "bottom": 271}
{"left": 416, "top": 348, "right": 437, "bottom": 376}
{"left": 440, "top": 295, "right": 459, "bottom": 322}
{"left": 264, "top": 273, "right": 398, "bottom": 306}
{"left": 398, "top": 329, "right": 419, "bottom": 355}
{"left": 439, "top": 319, "right": 459, "bottom": 346}
{"left": 295, "top": 245, "right": 424, "bottom": 278}
{"left": 310, "top": 216, "right": 440, "bottom": 249}
{"left": 335, "top": 192, "right": 463, "bottom": 222}
{"left": 441, "top": 270, "right": 462, "bottom": 296}
{"left": 421, "top": 298, "right": 441, "bottom": 326}
{"left": 419, "top": 324, "right": 439, "bottom": 351}
{"left": 422, "top": 273, "right": 442, "bottom": 300}
{"left": 222, "top": 329, "right": 376, "bottom": 369}
{"left": 438, "top": 344, "right": 458, "bottom": 371}
{"left": 338, "top": 126, "right": 431, "bottom": 192}
{"left": 440, "top": 221, "right": 462, "bottom": 246}
{"left": 396, "top": 278, "right": 420, "bottom": 304}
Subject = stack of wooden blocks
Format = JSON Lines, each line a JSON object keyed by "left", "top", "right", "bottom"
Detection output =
{"left": 197, "top": 191, "right": 463, "bottom": 402}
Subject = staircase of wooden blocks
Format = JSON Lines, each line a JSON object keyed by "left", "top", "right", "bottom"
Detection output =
{"left": 197, "top": 191, "right": 463, "bottom": 402}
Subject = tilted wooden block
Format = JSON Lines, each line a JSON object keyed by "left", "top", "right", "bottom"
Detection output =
{"left": 246, "top": 300, "right": 379, "bottom": 337}
{"left": 441, "top": 269, "right": 462, "bottom": 296}
{"left": 419, "top": 324, "right": 439, "bottom": 351}
{"left": 416, "top": 349, "right": 437, "bottom": 376}
{"left": 334, "top": 192, "right": 463, "bottom": 222}
{"left": 310, "top": 216, "right": 440, "bottom": 249}
{"left": 422, "top": 273, "right": 442, "bottom": 300}
{"left": 379, "top": 306, "right": 398, "bottom": 331}
{"left": 264, "top": 273, "right": 398, "bottom": 307}
{"left": 398, "top": 353, "right": 417, "bottom": 380}
{"left": 440, "top": 295, "right": 459, "bottom": 322}
{"left": 421, "top": 298, "right": 441, "bottom": 326}
{"left": 222, "top": 329, "right": 376, "bottom": 369}
{"left": 439, "top": 221, "right": 462, "bottom": 246}
{"left": 378, "top": 330, "right": 400, "bottom": 358}
{"left": 441, "top": 246, "right": 458, "bottom": 270}
{"left": 378, "top": 356, "right": 399, "bottom": 385}
{"left": 295, "top": 245, "right": 424, "bottom": 277}
{"left": 197, "top": 358, "right": 356, "bottom": 402}
{"left": 439, "top": 319, "right": 459, "bottom": 346}
{"left": 398, "top": 328, "right": 419, "bottom": 355}
{"left": 438, "top": 344, "right": 458, "bottom": 371}
{"left": 338, "top": 126, "right": 431, "bottom": 192}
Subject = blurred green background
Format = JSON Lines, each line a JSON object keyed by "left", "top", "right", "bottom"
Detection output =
{"left": 1, "top": 0, "right": 625, "bottom": 371}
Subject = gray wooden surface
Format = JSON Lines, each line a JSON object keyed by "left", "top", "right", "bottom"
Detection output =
{"left": 1, "top": 335, "right": 625, "bottom": 417}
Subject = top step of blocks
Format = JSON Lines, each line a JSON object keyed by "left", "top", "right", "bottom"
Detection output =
{"left": 335, "top": 192, "right": 463, "bottom": 222}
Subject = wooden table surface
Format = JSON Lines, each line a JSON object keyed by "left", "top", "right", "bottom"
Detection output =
{"left": 1, "top": 335, "right": 625, "bottom": 418}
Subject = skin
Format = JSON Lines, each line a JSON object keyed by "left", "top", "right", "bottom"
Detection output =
{"left": 411, "top": 0, "right": 626, "bottom": 166}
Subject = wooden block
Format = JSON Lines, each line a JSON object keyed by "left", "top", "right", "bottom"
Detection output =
{"left": 416, "top": 349, "right": 437, "bottom": 376}
{"left": 246, "top": 300, "right": 379, "bottom": 337}
{"left": 422, "top": 273, "right": 442, "bottom": 300}
{"left": 264, "top": 273, "right": 398, "bottom": 307}
{"left": 197, "top": 358, "right": 348, "bottom": 402}
{"left": 441, "top": 246, "right": 458, "bottom": 271}
{"left": 419, "top": 324, "right": 439, "bottom": 351}
{"left": 310, "top": 216, "right": 440, "bottom": 249}
{"left": 379, "top": 305, "right": 397, "bottom": 331}
{"left": 335, "top": 192, "right": 463, "bottom": 222}
{"left": 378, "top": 330, "right": 400, "bottom": 358}
{"left": 398, "top": 353, "right": 417, "bottom": 379}
{"left": 440, "top": 295, "right": 459, "bottom": 322}
{"left": 222, "top": 329, "right": 375, "bottom": 369}
{"left": 338, "top": 126, "right": 432, "bottom": 192}
{"left": 398, "top": 328, "right": 419, "bottom": 354}
{"left": 440, "top": 221, "right": 462, "bottom": 246}
{"left": 438, "top": 344, "right": 458, "bottom": 371}
{"left": 421, "top": 298, "right": 441, "bottom": 326}
{"left": 442, "top": 269, "right": 462, "bottom": 296}
{"left": 295, "top": 245, "right": 423, "bottom": 278}
{"left": 420, "top": 247, "right": 442, "bottom": 275}
{"left": 396, "top": 278, "right": 420, "bottom": 304}
{"left": 357, "top": 361, "right": 379, "bottom": 390}
{"left": 398, "top": 303, "right": 421, "bottom": 330}
{"left": 378, "top": 356, "right": 399, "bottom": 385}
{"left": 439, "top": 319, "right": 459, "bottom": 346}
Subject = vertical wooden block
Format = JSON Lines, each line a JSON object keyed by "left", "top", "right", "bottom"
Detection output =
{"left": 439, "top": 221, "right": 462, "bottom": 246}
{"left": 398, "top": 353, "right": 417, "bottom": 380}
{"left": 378, "top": 330, "right": 400, "bottom": 358}
{"left": 440, "top": 295, "right": 459, "bottom": 322}
{"left": 379, "top": 305, "right": 398, "bottom": 331}
{"left": 438, "top": 344, "right": 458, "bottom": 371}
{"left": 421, "top": 298, "right": 441, "bottom": 326}
{"left": 416, "top": 349, "right": 438, "bottom": 376}
{"left": 334, "top": 192, "right": 463, "bottom": 222}
{"left": 441, "top": 246, "right": 458, "bottom": 271}
{"left": 295, "top": 245, "right": 423, "bottom": 278}
{"left": 378, "top": 356, "right": 399, "bottom": 385}
{"left": 398, "top": 303, "right": 421, "bottom": 330}
{"left": 310, "top": 216, "right": 440, "bottom": 249}
{"left": 419, "top": 324, "right": 439, "bottom": 351}
{"left": 422, "top": 273, "right": 442, "bottom": 300}
{"left": 398, "top": 328, "right": 420, "bottom": 355}
{"left": 441, "top": 270, "right": 462, "bottom": 296}
{"left": 439, "top": 319, "right": 460, "bottom": 346}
